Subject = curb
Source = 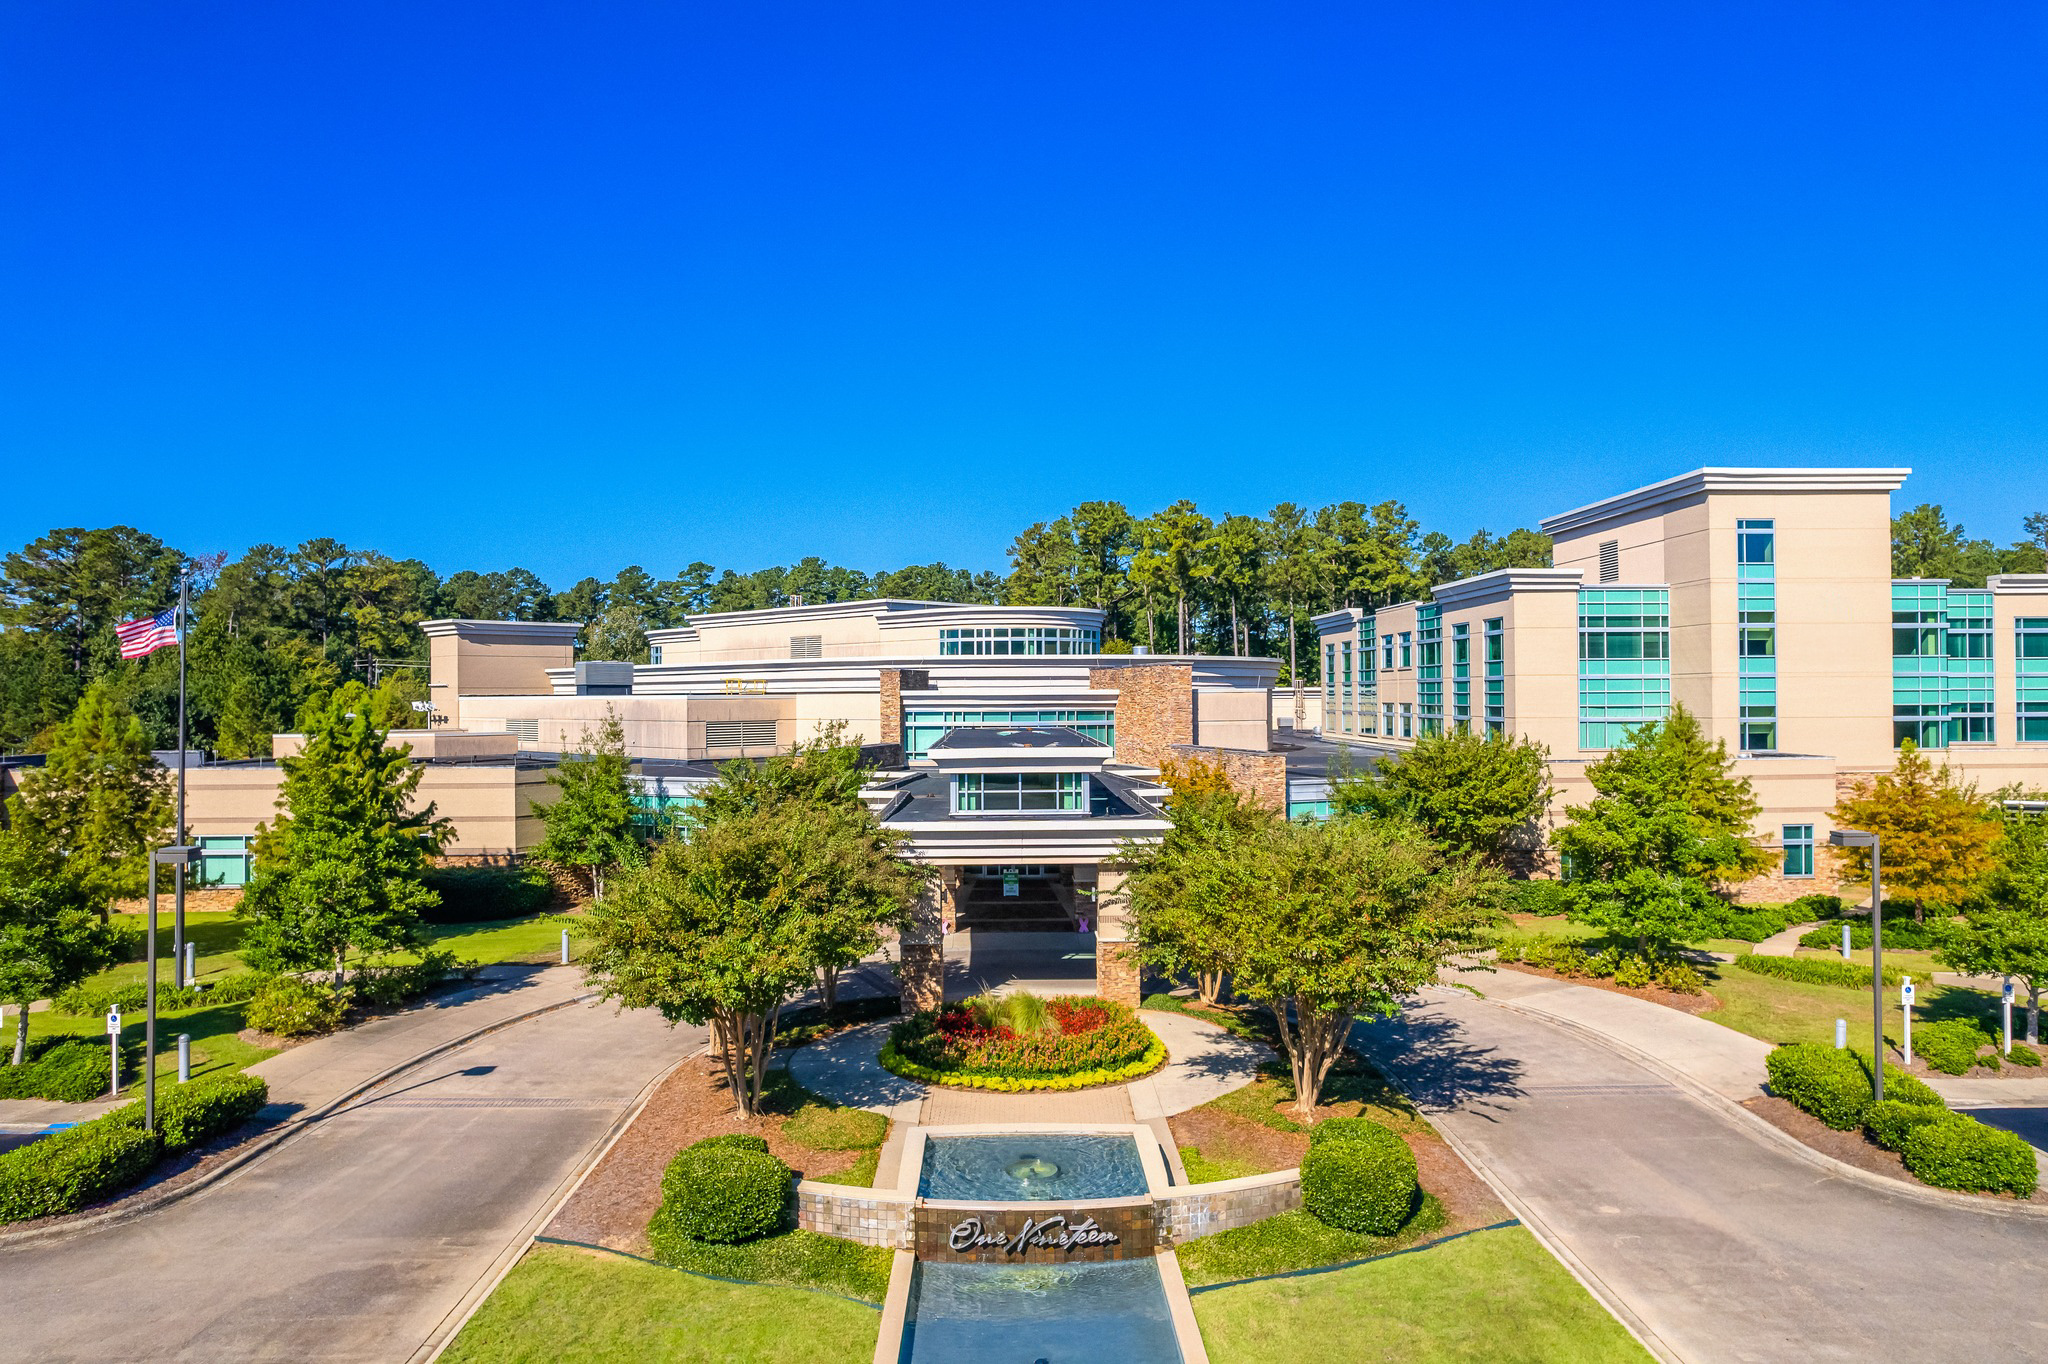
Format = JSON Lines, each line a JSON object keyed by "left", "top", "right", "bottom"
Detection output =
{"left": 0, "top": 988, "right": 598, "bottom": 1248}
{"left": 411, "top": 1043, "right": 706, "bottom": 1364}
{"left": 1484, "top": 994, "right": 2048, "bottom": 1222}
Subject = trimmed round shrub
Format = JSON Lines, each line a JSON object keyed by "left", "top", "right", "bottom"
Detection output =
{"left": 1899, "top": 1116, "right": 2039, "bottom": 1198}
{"left": 0, "top": 1117, "right": 160, "bottom": 1224}
{"left": 245, "top": 977, "right": 348, "bottom": 1038}
{"left": 651, "top": 1138, "right": 792, "bottom": 1244}
{"left": 1299, "top": 1119, "right": 1418, "bottom": 1235}
{"left": 689, "top": 1133, "right": 772, "bottom": 1156}
{"left": 1863, "top": 1100, "right": 1949, "bottom": 1153}
{"left": 1766, "top": 1043, "right": 1874, "bottom": 1130}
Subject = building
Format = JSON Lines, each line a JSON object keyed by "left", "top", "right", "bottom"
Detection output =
{"left": 1315, "top": 467, "right": 2048, "bottom": 900}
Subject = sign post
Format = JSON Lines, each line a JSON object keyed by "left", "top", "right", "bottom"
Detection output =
{"left": 2004, "top": 979, "right": 2016, "bottom": 1056}
{"left": 1900, "top": 979, "right": 1915, "bottom": 1066}
{"left": 106, "top": 1007, "right": 122, "bottom": 1097}
{"left": 1830, "top": 828, "right": 1884, "bottom": 1102}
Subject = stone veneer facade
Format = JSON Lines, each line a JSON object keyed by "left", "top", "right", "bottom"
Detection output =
{"left": 795, "top": 1182, "right": 915, "bottom": 1247}
{"left": 1095, "top": 940, "right": 1143, "bottom": 1007}
{"left": 875, "top": 668, "right": 933, "bottom": 768}
{"left": 1091, "top": 664, "right": 1195, "bottom": 768}
{"left": 1155, "top": 1169, "right": 1302, "bottom": 1241}
{"left": 1164, "top": 743, "right": 1287, "bottom": 812}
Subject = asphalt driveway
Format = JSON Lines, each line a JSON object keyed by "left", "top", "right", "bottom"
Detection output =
{"left": 0, "top": 998, "right": 698, "bottom": 1364}
{"left": 1354, "top": 988, "right": 2048, "bottom": 1363}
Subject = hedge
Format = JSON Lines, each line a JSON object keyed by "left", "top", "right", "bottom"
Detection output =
{"left": 1863, "top": 1100, "right": 1950, "bottom": 1153}
{"left": 419, "top": 864, "right": 556, "bottom": 923}
{"left": 107, "top": 1073, "right": 270, "bottom": 1155}
{"left": 0, "top": 1039, "right": 119, "bottom": 1103}
{"left": 1796, "top": 919, "right": 1943, "bottom": 952}
{"left": 1899, "top": 1116, "right": 2039, "bottom": 1198}
{"left": 1299, "top": 1119, "right": 1418, "bottom": 1235}
{"left": 55, "top": 972, "right": 271, "bottom": 1018}
{"left": 0, "top": 1118, "right": 160, "bottom": 1224}
{"left": 649, "top": 1138, "right": 792, "bottom": 1245}
{"left": 1733, "top": 953, "right": 1905, "bottom": 989}
{"left": 245, "top": 977, "right": 349, "bottom": 1038}
{"left": 1764, "top": 1043, "right": 1942, "bottom": 1130}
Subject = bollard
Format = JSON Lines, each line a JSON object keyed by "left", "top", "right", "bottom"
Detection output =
{"left": 561, "top": 928, "right": 570, "bottom": 965}
{"left": 1842, "top": 923, "right": 1852, "bottom": 961}
{"left": 184, "top": 942, "right": 197, "bottom": 988}
{"left": 178, "top": 1034, "right": 191, "bottom": 1084}
{"left": 1835, "top": 1018, "right": 1847, "bottom": 1050}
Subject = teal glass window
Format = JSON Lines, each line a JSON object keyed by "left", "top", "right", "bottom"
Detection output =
{"left": 1484, "top": 617, "right": 1505, "bottom": 735}
{"left": 197, "top": 835, "right": 254, "bottom": 887}
{"left": 1399, "top": 632, "right": 1412, "bottom": 668}
{"left": 953, "top": 772, "right": 1087, "bottom": 812}
{"left": 1579, "top": 588, "right": 1671, "bottom": 749}
{"left": 904, "top": 710, "right": 1113, "bottom": 759}
{"left": 1415, "top": 607, "right": 1443, "bottom": 737}
{"left": 1782, "top": 824, "right": 1815, "bottom": 879}
{"left": 938, "top": 626, "right": 1100, "bottom": 656}
{"left": 2020, "top": 618, "right": 2048, "bottom": 742}
{"left": 1451, "top": 622, "right": 1471, "bottom": 733}
{"left": 1382, "top": 634, "right": 1394, "bottom": 669}
{"left": 1736, "top": 520, "right": 1777, "bottom": 751}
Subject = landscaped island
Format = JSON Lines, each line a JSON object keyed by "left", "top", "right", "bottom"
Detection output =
{"left": 880, "top": 994, "right": 1166, "bottom": 1091}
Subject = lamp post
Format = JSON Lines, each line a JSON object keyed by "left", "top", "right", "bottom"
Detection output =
{"left": 1830, "top": 828, "right": 1883, "bottom": 1103}
{"left": 147, "top": 844, "right": 202, "bottom": 1131}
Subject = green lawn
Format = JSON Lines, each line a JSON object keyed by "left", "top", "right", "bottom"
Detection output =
{"left": 28, "top": 997, "right": 279, "bottom": 1088}
{"left": 97, "top": 911, "right": 249, "bottom": 988}
{"left": 416, "top": 914, "right": 587, "bottom": 965}
{"left": 1192, "top": 1224, "right": 1650, "bottom": 1363}
{"left": 1177, "top": 1202, "right": 1448, "bottom": 1286}
{"left": 1180, "top": 1144, "right": 1267, "bottom": 1183}
{"left": 442, "top": 1244, "right": 880, "bottom": 1364}
{"left": 1700, "top": 960, "right": 1999, "bottom": 1049}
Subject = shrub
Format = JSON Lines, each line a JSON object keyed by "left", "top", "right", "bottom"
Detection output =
{"left": 1611, "top": 957, "right": 1655, "bottom": 989}
{"left": 1720, "top": 903, "right": 1802, "bottom": 943}
{"left": 1913, "top": 1020, "right": 1990, "bottom": 1077}
{"left": 0, "top": 1039, "right": 119, "bottom": 1103}
{"left": 1899, "top": 1116, "right": 2039, "bottom": 1198}
{"left": 419, "top": 864, "right": 556, "bottom": 923}
{"left": 1766, "top": 1043, "right": 1876, "bottom": 1130}
{"left": 1299, "top": 1119, "right": 1418, "bottom": 1235}
{"left": 0, "top": 1117, "right": 160, "bottom": 1223}
{"left": 1864, "top": 1100, "right": 1950, "bottom": 1152}
{"left": 650, "top": 1138, "right": 792, "bottom": 1244}
{"left": 884, "top": 996, "right": 1163, "bottom": 1085}
{"left": 689, "top": 1133, "right": 772, "bottom": 1155}
{"left": 1504, "top": 879, "right": 1569, "bottom": 916}
{"left": 1796, "top": 919, "right": 1942, "bottom": 952}
{"left": 1656, "top": 962, "right": 1707, "bottom": 994}
{"left": 2010, "top": 1043, "right": 2042, "bottom": 1068}
{"left": 1791, "top": 893, "right": 1846, "bottom": 919}
{"left": 128, "top": 1073, "right": 270, "bottom": 1155}
{"left": 351, "top": 949, "right": 475, "bottom": 1009}
{"left": 245, "top": 976, "right": 348, "bottom": 1038}
{"left": 1732, "top": 954, "right": 1905, "bottom": 989}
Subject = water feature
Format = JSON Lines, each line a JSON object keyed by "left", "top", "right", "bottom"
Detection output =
{"left": 899, "top": 1258, "right": 1185, "bottom": 1363}
{"left": 919, "top": 1134, "right": 1148, "bottom": 1202}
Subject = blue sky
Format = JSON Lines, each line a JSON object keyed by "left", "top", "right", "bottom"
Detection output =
{"left": 3, "top": 1, "right": 2043, "bottom": 585}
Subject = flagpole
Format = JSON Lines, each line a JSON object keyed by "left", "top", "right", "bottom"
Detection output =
{"left": 173, "top": 569, "right": 188, "bottom": 988}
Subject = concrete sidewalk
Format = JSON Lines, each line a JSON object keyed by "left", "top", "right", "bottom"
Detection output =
{"left": 1473, "top": 967, "right": 1772, "bottom": 1102}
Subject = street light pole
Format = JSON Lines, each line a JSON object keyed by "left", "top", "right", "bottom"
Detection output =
{"left": 147, "top": 845, "right": 201, "bottom": 1132}
{"left": 1831, "top": 827, "right": 1884, "bottom": 1104}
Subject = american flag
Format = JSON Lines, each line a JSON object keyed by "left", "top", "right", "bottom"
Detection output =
{"left": 115, "top": 607, "right": 180, "bottom": 660}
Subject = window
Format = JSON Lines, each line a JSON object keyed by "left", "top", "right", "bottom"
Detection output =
{"left": 789, "top": 634, "right": 822, "bottom": 659}
{"left": 938, "top": 626, "right": 1100, "bottom": 655}
{"left": 2020, "top": 619, "right": 2048, "bottom": 742}
{"left": 648, "top": 645, "right": 664, "bottom": 665}
{"left": 1484, "top": 617, "right": 1505, "bottom": 735}
{"left": 1451, "top": 623, "right": 1471, "bottom": 733}
{"left": 1782, "top": 825, "right": 1815, "bottom": 879}
{"left": 1578, "top": 589, "right": 1671, "bottom": 749}
{"left": 197, "top": 835, "right": 254, "bottom": 888}
{"left": 704, "top": 719, "right": 778, "bottom": 749}
{"left": 903, "top": 709, "right": 1112, "bottom": 759}
{"left": 1340, "top": 641, "right": 1353, "bottom": 732}
{"left": 1415, "top": 607, "right": 1443, "bottom": 736}
{"left": 1598, "top": 540, "right": 1619, "bottom": 583}
{"left": 1894, "top": 582, "right": 1957, "bottom": 749}
{"left": 1382, "top": 634, "right": 1394, "bottom": 669}
{"left": 1399, "top": 632, "right": 1412, "bottom": 668}
{"left": 1384, "top": 701, "right": 1395, "bottom": 734}
{"left": 953, "top": 772, "right": 1087, "bottom": 813}
{"left": 1400, "top": 703, "right": 1413, "bottom": 738}
{"left": 1737, "top": 520, "right": 1777, "bottom": 752}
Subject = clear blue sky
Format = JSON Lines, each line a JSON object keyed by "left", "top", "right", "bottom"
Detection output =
{"left": 3, "top": 2, "right": 2043, "bottom": 585}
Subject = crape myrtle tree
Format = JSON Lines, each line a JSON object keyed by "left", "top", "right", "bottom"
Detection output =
{"left": 1129, "top": 806, "right": 1503, "bottom": 1118}
{"left": 1939, "top": 793, "right": 2048, "bottom": 1044}
{"left": 1552, "top": 704, "right": 1769, "bottom": 954}
{"left": 531, "top": 708, "right": 643, "bottom": 902}
{"left": 0, "top": 829, "right": 120, "bottom": 1064}
{"left": 240, "top": 686, "right": 449, "bottom": 985}
{"left": 1331, "top": 728, "right": 1553, "bottom": 871}
{"left": 1831, "top": 741, "right": 1999, "bottom": 919}
{"left": 582, "top": 776, "right": 922, "bottom": 1116}
{"left": 1123, "top": 756, "right": 1276, "bottom": 1005}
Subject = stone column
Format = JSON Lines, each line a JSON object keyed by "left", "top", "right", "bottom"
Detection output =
{"left": 897, "top": 870, "right": 946, "bottom": 1014}
{"left": 1092, "top": 865, "right": 1141, "bottom": 1006}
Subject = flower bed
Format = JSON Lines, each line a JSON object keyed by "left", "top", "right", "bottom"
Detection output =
{"left": 880, "top": 995, "right": 1166, "bottom": 1092}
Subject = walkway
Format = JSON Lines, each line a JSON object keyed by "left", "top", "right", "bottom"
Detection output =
{"left": 0, "top": 976, "right": 700, "bottom": 1363}
{"left": 1354, "top": 975, "right": 2048, "bottom": 1363}
{"left": 1751, "top": 922, "right": 1820, "bottom": 957}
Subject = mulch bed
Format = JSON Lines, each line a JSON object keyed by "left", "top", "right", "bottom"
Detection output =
{"left": 544, "top": 1055, "right": 868, "bottom": 1255}
{"left": 1741, "top": 1094, "right": 2043, "bottom": 1204}
{"left": 1494, "top": 961, "right": 1719, "bottom": 1016}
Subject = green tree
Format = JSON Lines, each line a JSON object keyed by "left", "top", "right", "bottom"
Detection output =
{"left": 1552, "top": 704, "right": 1768, "bottom": 951}
{"left": 1941, "top": 796, "right": 2048, "bottom": 1043}
{"left": 1123, "top": 775, "right": 1277, "bottom": 1004}
{"left": 240, "top": 689, "right": 449, "bottom": 983}
{"left": 0, "top": 526, "right": 184, "bottom": 675}
{"left": 689, "top": 722, "right": 872, "bottom": 826}
{"left": 5, "top": 684, "right": 172, "bottom": 913}
{"left": 583, "top": 604, "right": 649, "bottom": 663}
{"left": 1892, "top": 504, "right": 1969, "bottom": 581}
{"left": 1262, "top": 501, "right": 1325, "bottom": 696}
{"left": 0, "top": 830, "right": 120, "bottom": 1064}
{"left": 531, "top": 709, "right": 642, "bottom": 900}
{"left": 1183, "top": 815, "right": 1502, "bottom": 1118}
{"left": 582, "top": 796, "right": 921, "bottom": 1114}
{"left": 1333, "top": 729, "right": 1553, "bottom": 870}
{"left": 1832, "top": 741, "right": 1998, "bottom": 917}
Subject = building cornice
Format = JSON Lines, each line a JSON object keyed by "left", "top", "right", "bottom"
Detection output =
{"left": 1430, "top": 567, "right": 1584, "bottom": 607}
{"left": 1539, "top": 467, "right": 1911, "bottom": 537}
{"left": 420, "top": 619, "right": 583, "bottom": 643}
{"left": 1988, "top": 574, "right": 2048, "bottom": 595}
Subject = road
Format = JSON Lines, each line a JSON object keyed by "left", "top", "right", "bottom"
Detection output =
{"left": 0, "top": 998, "right": 699, "bottom": 1364}
{"left": 1354, "top": 988, "right": 2048, "bottom": 1363}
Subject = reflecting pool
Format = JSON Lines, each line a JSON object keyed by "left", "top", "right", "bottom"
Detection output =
{"left": 918, "top": 1134, "right": 1148, "bottom": 1202}
{"left": 900, "top": 1258, "right": 1184, "bottom": 1364}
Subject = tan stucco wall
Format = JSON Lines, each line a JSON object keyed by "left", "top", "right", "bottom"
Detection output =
{"left": 457, "top": 694, "right": 793, "bottom": 761}
{"left": 184, "top": 762, "right": 557, "bottom": 856}
{"left": 1194, "top": 687, "right": 1271, "bottom": 752}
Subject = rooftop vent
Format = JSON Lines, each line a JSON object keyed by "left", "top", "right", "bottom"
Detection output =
{"left": 789, "top": 635, "right": 822, "bottom": 659}
{"left": 1598, "top": 540, "right": 1620, "bottom": 584}
{"left": 574, "top": 661, "right": 635, "bottom": 696}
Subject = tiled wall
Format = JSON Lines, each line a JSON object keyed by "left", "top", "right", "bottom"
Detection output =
{"left": 795, "top": 1183, "right": 916, "bottom": 1248}
{"left": 1156, "top": 1170, "right": 1302, "bottom": 1242}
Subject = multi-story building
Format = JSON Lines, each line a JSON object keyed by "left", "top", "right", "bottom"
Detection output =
{"left": 1316, "top": 467, "right": 2048, "bottom": 899}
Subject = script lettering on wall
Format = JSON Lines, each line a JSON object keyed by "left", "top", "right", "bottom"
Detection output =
{"left": 946, "top": 1215, "right": 1120, "bottom": 1256}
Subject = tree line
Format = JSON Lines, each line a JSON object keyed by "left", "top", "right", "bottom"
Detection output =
{"left": 4, "top": 495, "right": 2041, "bottom": 755}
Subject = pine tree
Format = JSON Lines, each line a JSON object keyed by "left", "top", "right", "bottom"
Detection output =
{"left": 7, "top": 683, "right": 172, "bottom": 913}
{"left": 240, "top": 688, "right": 449, "bottom": 983}
{"left": 1832, "top": 741, "right": 1998, "bottom": 915}
{"left": 531, "top": 708, "right": 642, "bottom": 901}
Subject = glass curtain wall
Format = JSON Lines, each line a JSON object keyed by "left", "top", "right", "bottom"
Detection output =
{"left": 2020, "top": 617, "right": 2048, "bottom": 742}
{"left": 904, "top": 710, "right": 1113, "bottom": 759}
{"left": 1451, "top": 622, "right": 1471, "bottom": 733}
{"left": 1737, "top": 519, "right": 1778, "bottom": 752}
{"left": 1578, "top": 588, "right": 1671, "bottom": 750}
{"left": 1415, "top": 606, "right": 1443, "bottom": 737}
{"left": 1483, "top": 618, "right": 1505, "bottom": 735}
